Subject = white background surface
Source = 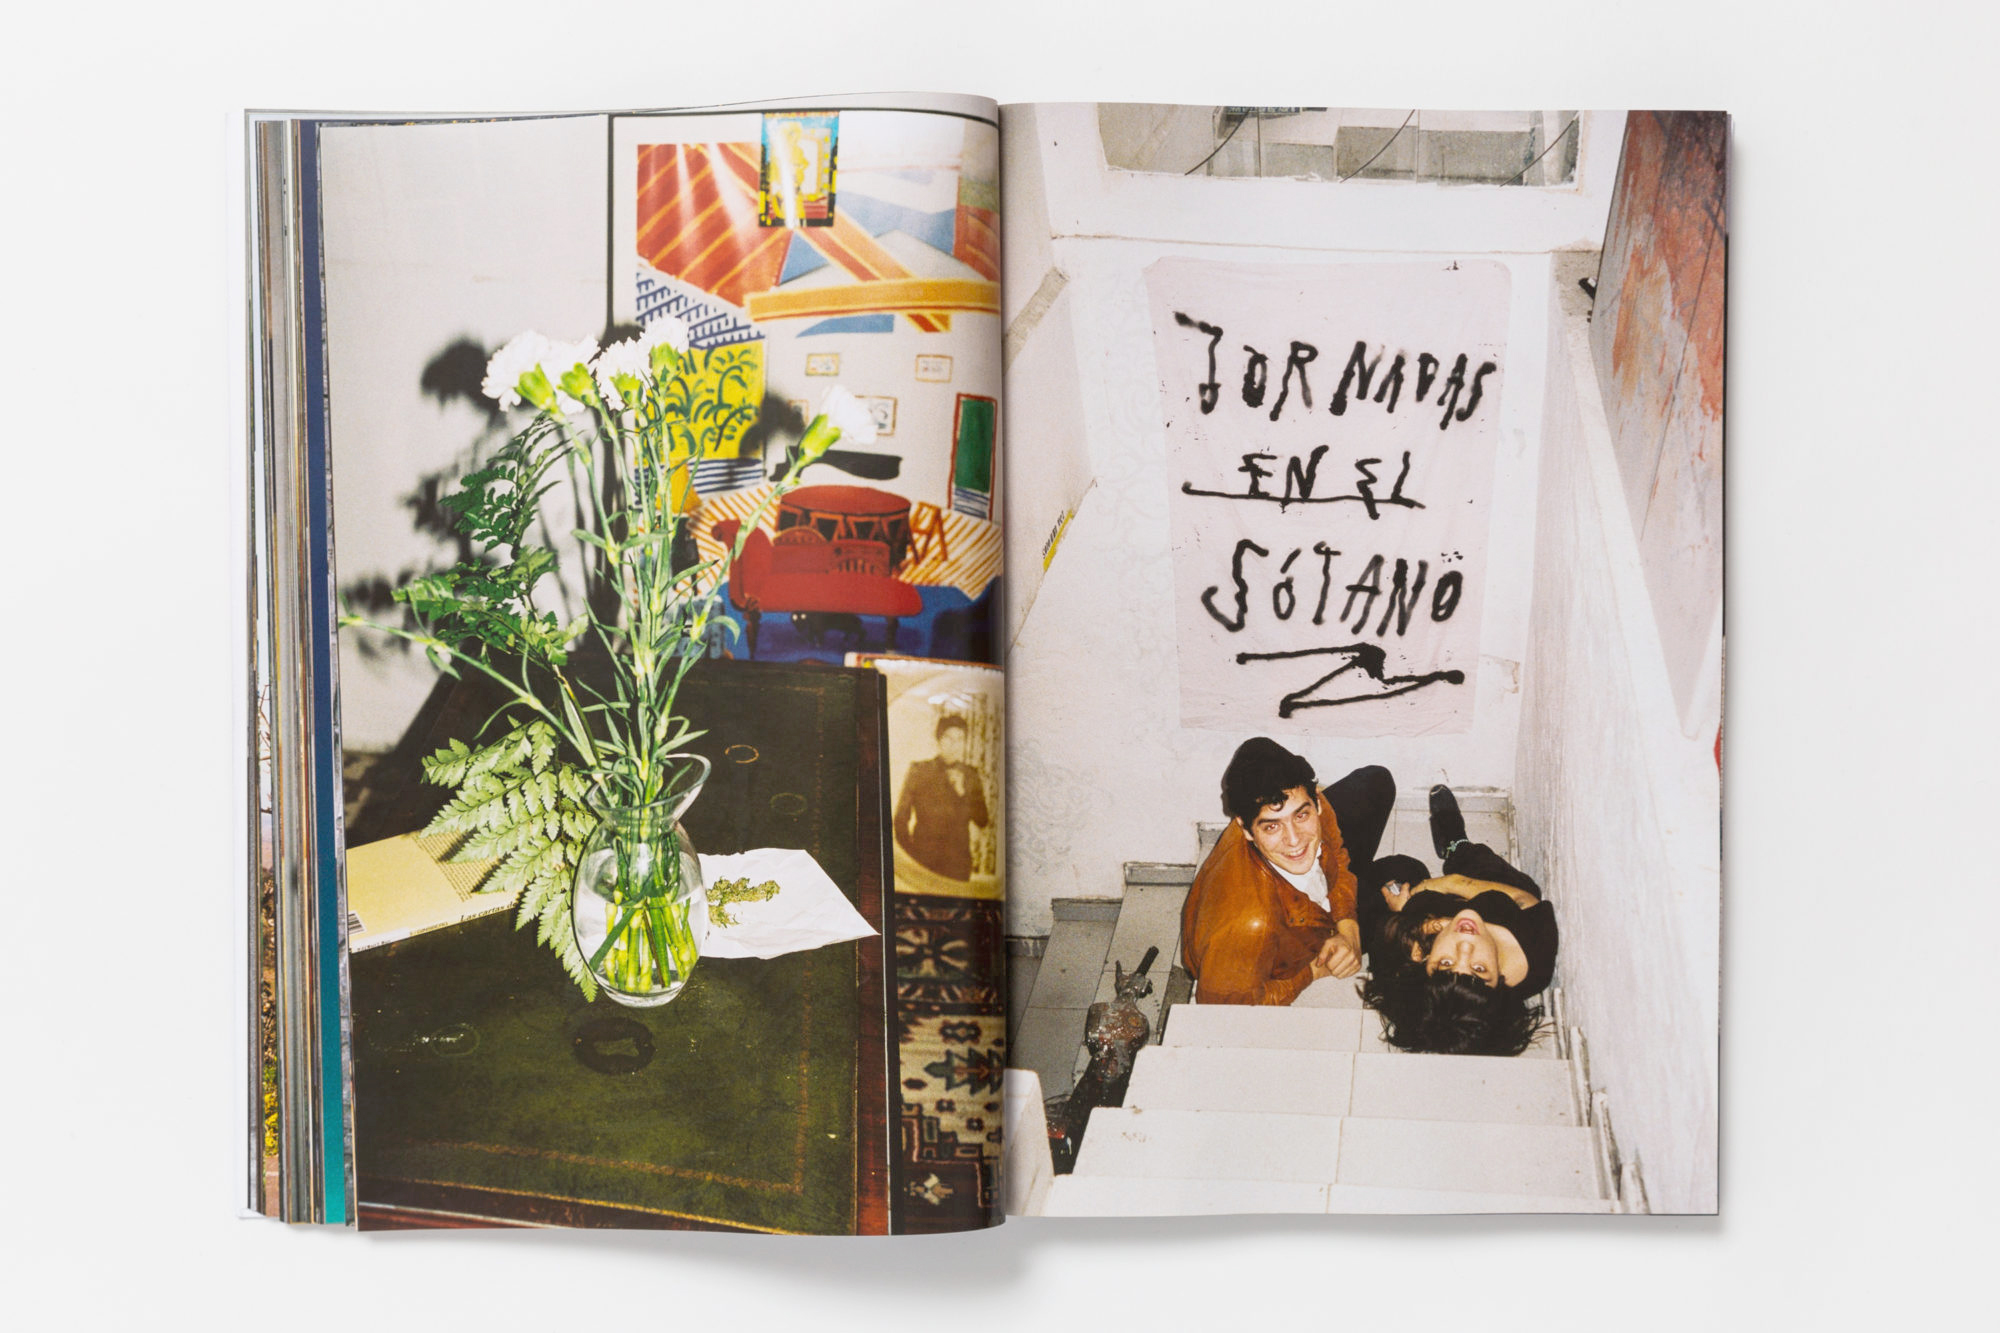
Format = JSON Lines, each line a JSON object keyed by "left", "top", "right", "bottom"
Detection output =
{"left": 3, "top": 1, "right": 1992, "bottom": 1326}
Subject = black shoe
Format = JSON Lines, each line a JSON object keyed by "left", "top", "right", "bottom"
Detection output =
{"left": 1428, "top": 785, "right": 1467, "bottom": 860}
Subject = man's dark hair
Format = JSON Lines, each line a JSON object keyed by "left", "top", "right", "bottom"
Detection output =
{"left": 935, "top": 714, "right": 969, "bottom": 741}
{"left": 1220, "top": 737, "right": 1317, "bottom": 826}
{"left": 1359, "top": 965, "right": 1545, "bottom": 1057}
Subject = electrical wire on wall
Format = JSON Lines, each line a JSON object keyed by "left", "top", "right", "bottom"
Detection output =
{"left": 1506, "top": 116, "right": 1581, "bottom": 186}
{"left": 1184, "top": 113, "right": 1248, "bottom": 176}
{"left": 1338, "top": 110, "right": 1417, "bottom": 182}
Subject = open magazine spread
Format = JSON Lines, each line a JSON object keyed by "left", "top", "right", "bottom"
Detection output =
{"left": 248, "top": 98, "right": 1723, "bottom": 1230}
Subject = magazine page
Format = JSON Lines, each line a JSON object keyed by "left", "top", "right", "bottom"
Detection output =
{"left": 999, "top": 104, "right": 1721, "bottom": 1216}
{"left": 246, "top": 114, "right": 355, "bottom": 1224}
{"left": 308, "top": 95, "right": 1004, "bottom": 1233}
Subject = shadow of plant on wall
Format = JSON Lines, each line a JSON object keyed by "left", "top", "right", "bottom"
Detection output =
{"left": 342, "top": 336, "right": 511, "bottom": 658}
{"left": 343, "top": 331, "right": 644, "bottom": 654}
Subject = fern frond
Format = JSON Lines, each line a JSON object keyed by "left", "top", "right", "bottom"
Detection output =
{"left": 535, "top": 878, "right": 570, "bottom": 946}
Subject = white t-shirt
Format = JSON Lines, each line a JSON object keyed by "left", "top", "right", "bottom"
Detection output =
{"left": 1273, "top": 860, "right": 1329, "bottom": 912}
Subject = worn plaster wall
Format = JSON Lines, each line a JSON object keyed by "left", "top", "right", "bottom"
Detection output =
{"left": 1589, "top": 112, "right": 1727, "bottom": 737}
{"left": 1003, "top": 106, "right": 1626, "bottom": 936}
{"left": 1516, "top": 258, "right": 1720, "bottom": 1212}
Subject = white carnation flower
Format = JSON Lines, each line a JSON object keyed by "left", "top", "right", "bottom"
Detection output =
{"left": 640, "top": 314, "right": 690, "bottom": 355}
{"left": 542, "top": 338, "right": 601, "bottom": 415}
{"left": 590, "top": 337, "right": 652, "bottom": 410}
{"left": 816, "top": 385, "right": 879, "bottom": 447}
{"left": 481, "top": 331, "right": 556, "bottom": 410}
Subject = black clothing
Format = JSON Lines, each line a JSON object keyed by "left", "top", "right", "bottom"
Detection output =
{"left": 1360, "top": 840, "right": 1559, "bottom": 998}
{"left": 1316, "top": 764, "right": 1395, "bottom": 871}
{"left": 894, "top": 756, "right": 989, "bottom": 881}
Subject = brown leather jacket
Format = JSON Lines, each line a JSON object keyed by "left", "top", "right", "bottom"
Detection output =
{"left": 1179, "top": 794, "right": 1357, "bottom": 1005}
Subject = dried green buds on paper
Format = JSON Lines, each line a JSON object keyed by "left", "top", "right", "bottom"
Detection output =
{"left": 708, "top": 877, "right": 783, "bottom": 928}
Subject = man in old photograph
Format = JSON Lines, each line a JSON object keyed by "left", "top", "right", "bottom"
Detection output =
{"left": 894, "top": 714, "right": 990, "bottom": 882}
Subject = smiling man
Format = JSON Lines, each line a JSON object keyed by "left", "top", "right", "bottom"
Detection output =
{"left": 1178, "top": 738, "right": 1394, "bottom": 1005}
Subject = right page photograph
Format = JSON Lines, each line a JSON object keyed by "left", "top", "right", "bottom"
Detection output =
{"left": 1000, "top": 106, "right": 1723, "bottom": 1216}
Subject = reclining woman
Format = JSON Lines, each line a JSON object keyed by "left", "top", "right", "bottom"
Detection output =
{"left": 1356, "top": 785, "right": 1558, "bottom": 1057}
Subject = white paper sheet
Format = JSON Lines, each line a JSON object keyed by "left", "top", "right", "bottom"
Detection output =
{"left": 696, "top": 848, "right": 877, "bottom": 959}
{"left": 1146, "top": 257, "right": 1511, "bottom": 736}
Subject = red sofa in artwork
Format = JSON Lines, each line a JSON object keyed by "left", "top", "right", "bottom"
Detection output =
{"left": 711, "top": 519, "right": 923, "bottom": 659}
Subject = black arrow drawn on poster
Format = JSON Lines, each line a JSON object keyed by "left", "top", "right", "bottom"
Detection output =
{"left": 1234, "top": 643, "right": 1466, "bottom": 717}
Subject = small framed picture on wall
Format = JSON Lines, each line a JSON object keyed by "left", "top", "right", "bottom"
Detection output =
{"left": 915, "top": 355, "right": 953, "bottom": 383}
{"left": 805, "top": 352, "right": 841, "bottom": 376}
{"left": 859, "top": 396, "right": 897, "bottom": 437}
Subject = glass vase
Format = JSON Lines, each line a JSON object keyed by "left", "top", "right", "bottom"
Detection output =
{"left": 570, "top": 755, "right": 711, "bottom": 1008}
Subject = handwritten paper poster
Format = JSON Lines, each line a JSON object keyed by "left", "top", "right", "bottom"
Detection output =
{"left": 1146, "top": 259, "right": 1510, "bottom": 736}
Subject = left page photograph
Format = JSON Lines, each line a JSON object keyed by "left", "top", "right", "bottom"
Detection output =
{"left": 251, "top": 94, "right": 1004, "bottom": 1233}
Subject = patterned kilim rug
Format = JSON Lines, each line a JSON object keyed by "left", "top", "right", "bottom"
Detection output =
{"left": 891, "top": 894, "right": 1006, "bottom": 1233}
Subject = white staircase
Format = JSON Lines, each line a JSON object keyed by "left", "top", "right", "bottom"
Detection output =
{"left": 1009, "top": 795, "right": 1645, "bottom": 1216}
{"left": 1031, "top": 990, "right": 1625, "bottom": 1215}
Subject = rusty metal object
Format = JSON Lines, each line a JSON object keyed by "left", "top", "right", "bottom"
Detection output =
{"left": 1047, "top": 946, "right": 1158, "bottom": 1173}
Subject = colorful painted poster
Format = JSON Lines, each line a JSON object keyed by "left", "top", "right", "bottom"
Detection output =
{"left": 618, "top": 108, "right": 1003, "bottom": 668}
{"left": 1146, "top": 258, "right": 1510, "bottom": 736}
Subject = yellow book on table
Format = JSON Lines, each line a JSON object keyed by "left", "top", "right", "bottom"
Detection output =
{"left": 345, "top": 831, "right": 509, "bottom": 952}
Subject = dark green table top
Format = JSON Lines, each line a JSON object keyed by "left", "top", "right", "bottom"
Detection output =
{"left": 350, "top": 659, "right": 891, "bottom": 1232}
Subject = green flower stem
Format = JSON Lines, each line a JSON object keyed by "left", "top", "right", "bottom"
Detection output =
{"left": 645, "top": 900, "right": 676, "bottom": 987}
{"left": 343, "top": 618, "right": 591, "bottom": 761}
{"left": 588, "top": 893, "right": 638, "bottom": 973}
{"left": 351, "top": 342, "right": 861, "bottom": 1000}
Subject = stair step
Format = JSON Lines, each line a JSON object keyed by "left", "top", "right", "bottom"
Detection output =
{"left": 1013, "top": 1004, "right": 1089, "bottom": 1100}
{"left": 1122, "top": 861, "right": 1196, "bottom": 887}
{"left": 1164, "top": 1004, "right": 1363, "bottom": 1052}
{"left": 1072, "top": 1107, "right": 1601, "bottom": 1200}
{"left": 1383, "top": 791, "right": 1515, "bottom": 865}
{"left": 1018, "top": 905, "right": 1117, "bottom": 1096}
{"left": 1161, "top": 997, "right": 1558, "bottom": 1057}
{"left": 1050, "top": 897, "right": 1123, "bottom": 922}
{"left": 1125, "top": 1046, "right": 1354, "bottom": 1116}
{"left": 1338, "top": 1116, "right": 1598, "bottom": 1198}
{"left": 1073, "top": 1107, "right": 1344, "bottom": 1184}
{"left": 1294, "top": 977, "right": 1366, "bottom": 1009}
{"left": 1200, "top": 794, "right": 1513, "bottom": 869}
{"left": 1043, "top": 1174, "right": 1330, "bottom": 1216}
{"left": 1002, "top": 1069, "right": 1055, "bottom": 1217}
{"left": 1040, "top": 1174, "right": 1616, "bottom": 1216}
{"left": 1092, "top": 871, "right": 1193, "bottom": 1042}
{"left": 1123, "top": 1047, "right": 1576, "bottom": 1126}
{"left": 1027, "top": 913, "right": 1116, "bottom": 1009}
{"left": 1349, "top": 1052, "right": 1576, "bottom": 1125}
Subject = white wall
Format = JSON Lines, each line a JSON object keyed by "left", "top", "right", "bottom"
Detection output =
{"left": 1515, "top": 257, "right": 1721, "bottom": 1213}
{"left": 1003, "top": 107, "right": 1623, "bottom": 935}
{"left": 322, "top": 116, "right": 609, "bottom": 752}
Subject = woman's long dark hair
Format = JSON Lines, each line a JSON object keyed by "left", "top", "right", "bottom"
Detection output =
{"left": 1361, "top": 886, "right": 1546, "bottom": 1057}
{"left": 1359, "top": 966, "right": 1546, "bottom": 1057}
